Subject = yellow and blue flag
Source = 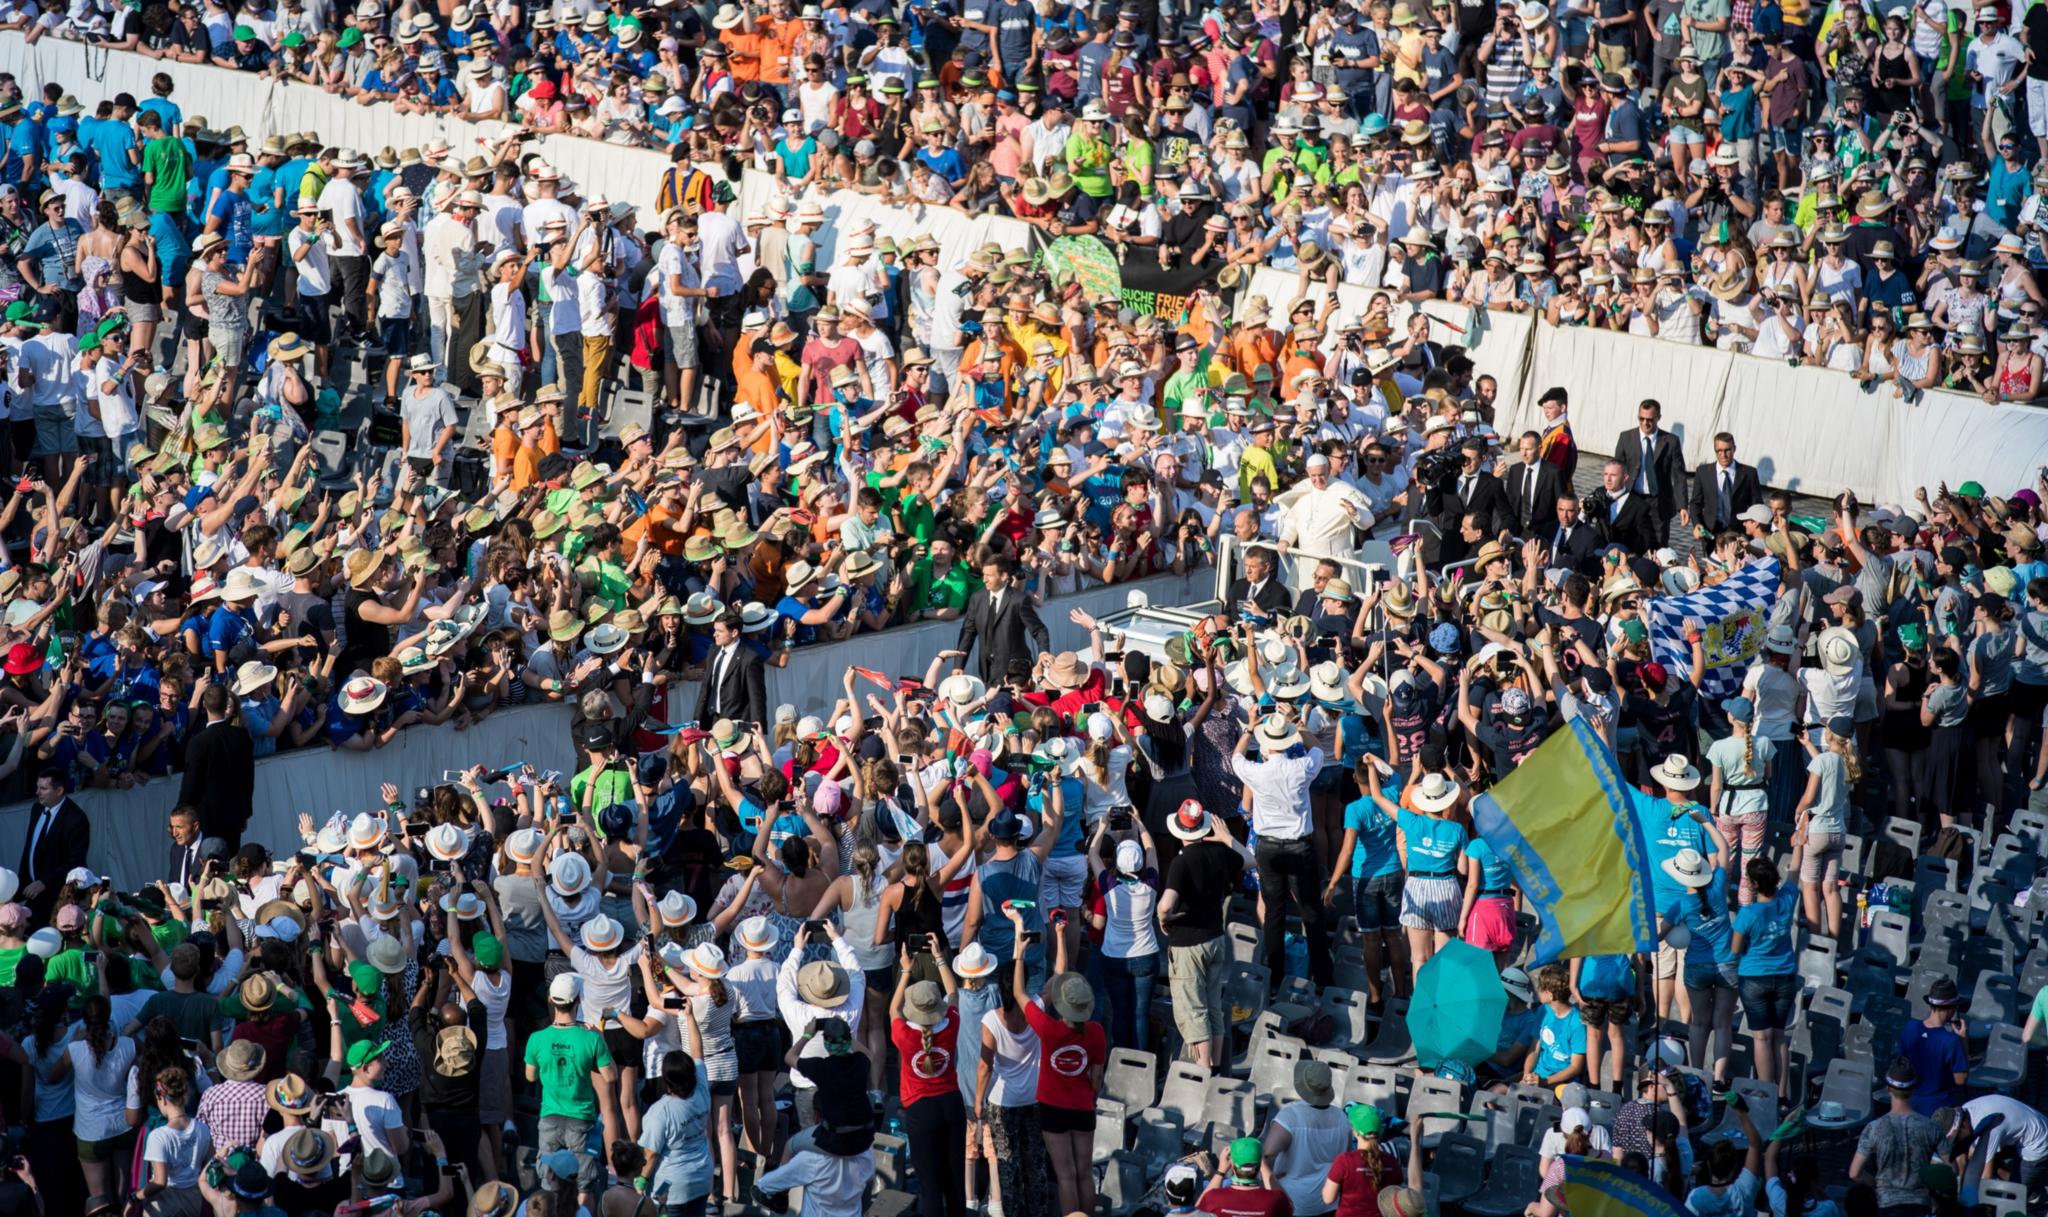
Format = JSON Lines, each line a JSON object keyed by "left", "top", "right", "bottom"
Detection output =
{"left": 1469, "top": 718, "right": 1658, "bottom": 964}
{"left": 1563, "top": 1156, "right": 1690, "bottom": 1217}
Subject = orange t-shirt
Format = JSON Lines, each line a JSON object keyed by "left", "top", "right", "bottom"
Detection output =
{"left": 623, "top": 505, "right": 688, "bottom": 556}
{"left": 492, "top": 419, "right": 560, "bottom": 471}
{"left": 511, "top": 446, "right": 541, "bottom": 492}
{"left": 722, "top": 29, "right": 771, "bottom": 80}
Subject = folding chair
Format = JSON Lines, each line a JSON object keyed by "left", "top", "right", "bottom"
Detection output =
{"left": 1102, "top": 1047, "right": 1158, "bottom": 1111}
{"left": 1158, "top": 1060, "right": 1212, "bottom": 1129}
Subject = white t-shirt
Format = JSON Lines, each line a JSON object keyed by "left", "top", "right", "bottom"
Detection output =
{"left": 90, "top": 353, "right": 137, "bottom": 439}
{"left": 578, "top": 272, "right": 612, "bottom": 338}
{"left": 290, "top": 226, "right": 332, "bottom": 295}
{"left": 317, "top": 178, "right": 366, "bottom": 256}
{"left": 372, "top": 250, "right": 414, "bottom": 319}
{"left": 66, "top": 1035, "right": 135, "bottom": 1139}
{"left": 480, "top": 194, "right": 523, "bottom": 254}
{"left": 489, "top": 282, "right": 527, "bottom": 354}
{"left": 980, "top": 1008, "right": 1040, "bottom": 1107}
{"left": 541, "top": 265, "right": 580, "bottom": 335}
{"left": 1962, "top": 1094, "right": 2048, "bottom": 1162}
{"left": 520, "top": 197, "right": 577, "bottom": 247}
{"left": 343, "top": 1083, "right": 405, "bottom": 1164}
{"left": 144, "top": 1118, "right": 213, "bottom": 1187}
{"left": 472, "top": 967, "right": 513, "bottom": 1051}
{"left": 656, "top": 242, "right": 698, "bottom": 329}
{"left": 570, "top": 942, "right": 646, "bottom": 1029}
{"left": 695, "top": 209, "right": 746, "bottom": 295}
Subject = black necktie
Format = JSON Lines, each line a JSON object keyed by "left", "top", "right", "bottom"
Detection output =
{"left": 1718, "top": 470, "right": 1732, "bottom": 529}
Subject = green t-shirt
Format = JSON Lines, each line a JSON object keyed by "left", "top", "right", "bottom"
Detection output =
{"left": 570, "top": 763, "right": 634, "bottom": 811}
{"left": 0, "top": 945, "right": 23, "bottom": 987}
{"left": 141, "top": 137, "right": 191, "bottom": 216}
{"left": 909, "top": 557, "right": 978, "bottom": 616}
{"left": 139, "top": 987, "right": 220, "bottom": 1040}
{"left": 1064, "top": 132, "right": 1113, "bottom": 199}
{"left": 524, "top": 1023, "right": 613, "bottom": 1120}
{"left": 44, "top": 948, "right": 98, "bottom": 1000}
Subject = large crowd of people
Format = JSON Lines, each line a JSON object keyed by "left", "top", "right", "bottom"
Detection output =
{"left": 0, "top": 2, "right": 2044, "bottom": 1217}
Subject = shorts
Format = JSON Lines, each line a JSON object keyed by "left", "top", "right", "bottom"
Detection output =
{"left": 208, "top": 323, "right": 247, "bottom": 368}
{"left": 478, "top": 1046, "right": 509, "bottom": 1124}
{"left": 2028, "top": 77, "right": 2048, "bottom": 140}
{"left": 1739, "top": 972, "right": 1801, "bottom": 1030}
{"left": 179, "top": 304, "right": 208, "bottom": 342}
{"left": 2010, "top": 679, "right": 2048, "bottom": 720}
{"left": 379, "top": 315, "right": 414, "bottom": 356}
{"left": 1652, "top": 940, "right": 1682, "bottom": 981}
{"left": 79, "top": 435, "right": 117, "bottom": 485}
{"left": 711, "top": 1078, "right": 739, "bottom": 1097}
{"left": 536, "top": 1114, "right": 605, "bottom": 1197}
{"left": 124, "top": 299, "right": 161, "bottom": 323}
{"left": 1764, "top": 126, "right": 1796, "bottom": 155}
{"left": 1037, "top": 1102, "right": 1094, "bottom": 1134}
{"left": 32, "top": 402, "right": 78, "bottom": 457}
{"left": 295, "top": 293, "right": 333, "bottom": 346}
{"left": 1167, "top": 935, "right": 1227, "bottom": 1043}
{"left": 1581, "top": 996, "right": 1635, "bottom": 1028}
{"left": 1464, "top": 894, "right": 1518, "bottom": 951}
{"left": 1799, "top": 828, "right": 1843, "bottom": 885}
{"left": 734, "top": 1019, "right": 783, "bottom": 1074}
{"left": 77, "top": 1130, "right": 129, "bottom": 1163}
{"left": 406, "top": 455, "right": 438, "bottom": 479}
{"left": 864, "top": 964, "right": 897, "bottom": 995}
{"left": 1352, "top": 871, "right": 1404, "bottom": 933}
{"left": 1667, "top": 126, "right": 1706, "bottom": 147}
{"left": 604, "top": 1026, "right": 640, "bottom": 1068}
{"left": 1398, "top": 875, "right": 1462, "bottom": 932}
{"left": 1685, "top": 959, "right": 1740, "bottom": 993}
{"left": 667, "top": 323, "right": 699, "bottom": 371}
{"left": 1041, "top": 854, "right": 1087, "bottom": 908}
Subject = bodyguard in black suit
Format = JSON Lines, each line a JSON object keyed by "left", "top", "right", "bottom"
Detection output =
{"left": 1612, "top": 399, "right": 1686, "bottom": 539}
{"left": 1503, "top": 432, "right": 1566, "bottom": 537}
{"left": 1535, "top": 493, "right": 1604, "bottom": 575}
{"left": 1685, "top": 432, "right": 1764, "bottom": 534}
{"left": 957, "top": 556, "right": 1050, "bottom": 684}
{"left": 1226, "top": 545, "right": 1293, "bottom": 617}
{"left": 695, "top": 610, "right": 769, "bottom": 728}
{"left": 17, "top": 769, "right": 89, "bottom": 922}
{"left": 180, "top": 684, "right": 255, "bottom": 851}
{"left": 1586, "top": 460, "right": 1662, "bottom": 555}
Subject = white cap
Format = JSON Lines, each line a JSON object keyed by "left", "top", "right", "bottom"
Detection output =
{"left": 548, "top": 973, "right": 583, "bottom": 1005}
{"left": 64, "top": 865, "right": 98, "bottom": 889}
{"left": 1115, "top": 838, "right": 1144, "bottom": 874}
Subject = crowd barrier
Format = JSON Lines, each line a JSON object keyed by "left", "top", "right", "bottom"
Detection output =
{"left": 0, "top": 568, "right": 1208, "bottom": 879}
{"left": 0, "top": 33, "right": 1041, "bottom": 270}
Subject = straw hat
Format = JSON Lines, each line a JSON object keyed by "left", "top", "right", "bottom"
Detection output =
{"left": 1651, "top": 754, "right": 1701, "bottom": 791}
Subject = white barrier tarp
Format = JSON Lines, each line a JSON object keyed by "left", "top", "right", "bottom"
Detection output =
{"left": 1717, "top": 355, "right": 1905, "bottom": 498}
{"left": 1519, "top": 323, "right": 1736, "bottom": 478}
{"left": 0, "top": 569, "right": 1207, "bottom": 878}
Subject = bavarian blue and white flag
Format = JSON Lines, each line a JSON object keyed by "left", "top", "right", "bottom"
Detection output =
{"left": 1645, "top": 559, "right": 1781, "bottom": 699}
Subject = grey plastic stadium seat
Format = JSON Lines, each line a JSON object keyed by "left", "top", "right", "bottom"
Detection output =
{"left": 1092, "top": 1098, "right": 1128, "bottom": 1165}
{"left": 1977, "top": 1180, "right": 2027, "bottom": 1217}
{"left": 1883, "top": 816, "right": 1923, "bottom": 856}
{"left": 1359, "top": 996, "right": 1415, "bottom": 1064}
{"left": 1969, "top": 1022, "right": 2028, "bottom": 1089}
{"left": 1342, "top": 1064, "right": 1401, "bottom": 1115}
{"left": 1230, "top": 1010, "right": 1285, "bottom": 1074}
{"left": 1226, "top": 921, "right": 1262, "bottom": 965}
{"left": 1427, "top": 1133, "right": 1488, "bottom": 1207}
{"left": 1461, "top": 1145, "right": 1542, "bottom": 1217}
{"left": 1201, "top": 1077, "right": 1257, "bottom": 1142}
{"left": 1809, "top": 1059, "right": 1874, "bottom": 1128}
{"left": 1404, "top": 1075, "right": 1466, "bottom": 1147}
{"left": 1318, "top": 986, "right": 1372, "bottom": 1051}
{"left": 1103, "top": 1047, "right": 1158, "bottom": 1111}
{"left": 1248, "top": 1035, "right": 1307, "bottom": 1105}
{"left": 1098, "top": 1150, "right": 1151, "bottom": 1217}
{"left": 1132, "top": 1107, "right": 1185, "bottom": 1171}
{"left": 1797, "top": 939, "right": 1839, "bottom": 992}
{"left": 1158, "top": 1061, "right": 1212, "bottom": 1129}
{"left": 1221, "top": 964, "right": 1272, "bottom": 1037}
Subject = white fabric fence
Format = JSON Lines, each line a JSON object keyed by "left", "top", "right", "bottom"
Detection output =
{"left": 0, "top": 568, "right": 1206, "bottom": 880}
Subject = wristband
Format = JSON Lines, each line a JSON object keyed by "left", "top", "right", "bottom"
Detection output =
{"left": 435, "top": 1157, "right": 449, "bottom": 1168}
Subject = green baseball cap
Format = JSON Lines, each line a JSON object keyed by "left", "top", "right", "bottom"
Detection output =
{"left": 347, "top": 960, "right": 381, "bottom": 995}
{"left": 1345, "top": 1102, "right": 1383, "bottom": 1136}
{"left": 345, "top": 1039, "right": 389, "bottom": 1069}
{"left": 1956, "top": 481, "right": 1986, "bottom": 498}
{"left": 3, "top": 301, "right": 44, "bottom": 329}
{"left": 281, "top": 30, "right": 305, "bottom": 47}
{"left": 338, "top": 27, "right": 362, "bottom": 48}
{"left": 1228, "top": 1137, "right": 1263, "bottom": 1171}
{"left": 472, "top": 933, "right": 503, "bottom": 969}
{"left": 79, "top": 331, "right": 100, "bottom": 353}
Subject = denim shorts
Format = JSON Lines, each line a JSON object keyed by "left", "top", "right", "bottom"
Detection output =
{"left": 1352, "top": 871, "right": 1404, "bottom": 933}
{"left": 1739, "top": 972, "right": 1801, "bottom": 1030}
{"left": 1685, "top": 960, "right": 1740, "bottom": 993}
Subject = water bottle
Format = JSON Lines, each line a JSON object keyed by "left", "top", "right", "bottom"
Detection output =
{"left": 1285, "top": 931, "right": 1308, "bottom": 980}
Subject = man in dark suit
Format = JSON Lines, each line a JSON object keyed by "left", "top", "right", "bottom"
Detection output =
{"left": 1585, "top": 459, "right": 1661, "bottom": 555}
{"left": 1434, "top": 437, "right": 1509, "bottom": 541}
{"left": 17, "top": 768, "right": 89, "bottom": 922}
{"left": 1503, "top": 430, "right": 1566, "bottom": 537}
{"left": 1613, "top": 399, "right": 1686, "bottom": 543}
{"left": 957, "top": 555, "right": 1050, "bottom": 684}
{"left": 695, "top": 609, "right": 768, "bottom": 727}
{"left": 1684, "top": 431, "right": 1764, "bottom": 536}
{"left": 1226, "top": 545, "right": 1293, "bottom": 619}
{"left": 179, "top": 683, "right": 254, "bottom": 852}
{"left": 1535, "top": 492, "right": 1605, "bottom": 575}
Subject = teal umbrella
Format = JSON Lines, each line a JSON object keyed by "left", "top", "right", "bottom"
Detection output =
{"left": 1406, "top": 940, "right": 1508, "bottom": 1069}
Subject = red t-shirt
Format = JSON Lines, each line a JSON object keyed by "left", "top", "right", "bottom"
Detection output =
{"left": 1325, "top": 1147, "right": 1400, "bottom": 1217}
{"left": 1024, "top": 999, "right": 1105, "bottom": 1111}
{"left": 891, "top": 1013, "right": 961, "bottom": 1106}
{"left": 1198, "top": 1184, "right": 1294, "bottom": 1217}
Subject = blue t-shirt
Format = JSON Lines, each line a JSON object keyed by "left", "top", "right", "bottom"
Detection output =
{"left": 1662, "top": 874, "right": 1734, "bottom": 971}
{"left": 1898, "top": 1020, "right": 1967, "bottom": 1116}
{"left": 1342, "top": 796, "right": 1402, "bottom": 879}
{"left": 1578, "top": 954, "right": 1636, "bottom": 1001}
{"left": 1397, "top": 809, "right": 1468, "bottom": 875}
{"left": 207, "top": 186, "right": 255, "bottom": 265}
{"left": 773, "top": 595, "right": 818, "bottom": 647}
{"left": 80, "top": 118, "right": 140, "bottom": 189}
{"left": 1498, "top": 1006, "right": 1541, "bottom": 1055}
{"left": 1465, "top": 838, "right": 1513, "bottom": 893}
{"left": 1534, "top": 1005, "right": 1587, "bottom": 1079}
{"left": 138, "top": 97, "right": 182, "bottom": 135}
{"left": 978, "top": 850, "right": 1044, "bottom": 965}
{"left": 1633, "top": 790, "right": 1713, "bottom": 913}
{"left": 1732, "top": 886, "right": 1798, "bottom": 978}
{"left": 638, "top": 1063, "right": 714, "bottom": 1201}
{"left": 915, "top": 145, "right": 967, "bottom": 184}
{"left": 1027, "top": 775, "right": 1085, "bottom": 856}
{"left": 203, "top": 604, "right": 254, "bottom": 661}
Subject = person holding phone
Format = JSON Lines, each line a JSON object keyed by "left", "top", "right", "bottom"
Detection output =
{"left": 1084, "top": 818, "right": 1161, "bottom": 1052}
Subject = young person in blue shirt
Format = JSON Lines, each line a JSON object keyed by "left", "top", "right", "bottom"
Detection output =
{"left": 1730, "top": 857, "right": 1801, "bottom": 1097}
{"left": 1660, "top": 845, "right": 1739, "bottom": 1086}
{"left": 1521, "top": 963, "right": 1587, "bottom": 1086}
{"left": 1322, "top": 757, "right": 1409, "bottom": 1010}
{"left": 1570, "top": 952, "right": 1637, "bottom": 1090}
{"left": 1634, "top": 752, "right": 1728, "bottom": 1037}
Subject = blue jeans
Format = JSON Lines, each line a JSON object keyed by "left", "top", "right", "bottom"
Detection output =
{"left": 1101, "top": 951, "right": 1160, "bottom": 1051}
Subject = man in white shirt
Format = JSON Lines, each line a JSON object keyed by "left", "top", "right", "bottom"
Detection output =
{"left": 1230, "top": 712, "right": 1331, "bottom": 991}
{"left": 1749, "top": 286, "right": 1803, "bottom": 360}
{"left": 423, "top": 190, "right": 484, "bottom": 389}
{"left": 316, "top": 152, "right": 369, "bottom": 345}
{"left": 85, "top": 325, "right": 140, "bottom": 478}
{"left": 479, "top": 162, "right": 524, "bottom": 257}
{"left": 656, "top": 209, "right": 711, "bottom": 413}
{"left": 517, "top": 160, "right": 576, "bottom": 247}
{"left": 691, "top": 196, "right": 748, "bottom": 332}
